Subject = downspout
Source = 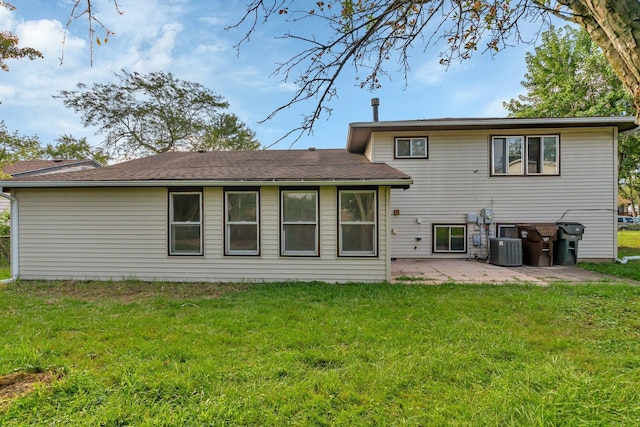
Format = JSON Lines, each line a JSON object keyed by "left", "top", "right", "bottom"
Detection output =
{"left": 0, "top": 187, "right": 18, "bottom": 283}
{"left": 616, "top": 256, "right": 640, "bottom": 264}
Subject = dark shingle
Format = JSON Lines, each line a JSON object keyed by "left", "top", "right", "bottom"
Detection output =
{"left": 5, "top": 150, "right": 410, "bottom": 184}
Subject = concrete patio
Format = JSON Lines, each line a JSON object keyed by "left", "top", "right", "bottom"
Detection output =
{"left": 391, "top": 259, "right": 633, "bottom": 286}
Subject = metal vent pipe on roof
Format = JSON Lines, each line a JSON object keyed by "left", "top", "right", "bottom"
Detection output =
{"left": 371, "top": 98, "right": 380, "bottom": 122}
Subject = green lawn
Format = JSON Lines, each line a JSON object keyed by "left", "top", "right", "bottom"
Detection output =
{"left": 0, "top": 265, "right": 10, "bottom": 280}
{"left": 617, "top": 230, "right": 640, "bottom": 257}
{"left": 580, "top": 231, "right": 640, "bottom": 281}
{"left": 2, "top": 280, "right": 640, "bottom": 425}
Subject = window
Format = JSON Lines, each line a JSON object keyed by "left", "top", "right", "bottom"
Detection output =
{"left": 169, "top": 191, "right": 202, "bottom": 255}
{"left": 339, "top": 189, "right": 377, "bottom": 256}
{"left": 395, "top": 137, "right": 428, "bottom": 158}
{"left": 433, "top": 225, "right": 467, "bottom": 253}
{"left": 491, "top": 135, "right": 559, "bottom": 176}
{"left": 497, "top": 224, "right": 518, "bottom": 238}
{"left": 527, "top": 136, "right": 558, "bottom": 174}
{"left": 281, "top": 190, "right": 318, "bottom": 256}
{"left": 225, "top": 190, "right": 259, "bottom": 255}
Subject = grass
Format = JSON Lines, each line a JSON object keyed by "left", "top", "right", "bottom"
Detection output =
{"left": 580, "top": 231, "right": 640, "bottom": 281}
{"left": 617, "top": 230, "right": 640, "bottom": 258}
{"left": 0, "top": 265, "right": 10, "bottom": 280}
{"left": 2, "top": 280, "right": 640, "bottom": 425}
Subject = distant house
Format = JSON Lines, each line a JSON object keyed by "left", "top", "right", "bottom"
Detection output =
{"left": 0, "top": 159, "right": 101, "bottom": 211}
{"left": 0, "top": 116, "right": 635, "bottom": 282}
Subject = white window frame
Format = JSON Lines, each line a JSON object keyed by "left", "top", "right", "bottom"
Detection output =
{"left": 526, "top": 135, "right": 559, "bottom": 175}
{"left": 491, "top": 136, "right": 523, "bottom": 176}
{"left": 491, "top": 135, "right": 559, "bottom": 176}
{"left": 225, "top": 190, "right": 260, "bottom": 256}
{"left": 281, "top": 189, "right": 319, "bottom": 256}
{"left": 169, "top": 191, "right": 203, "bottom": 256}
{"left": 338, "top": 189, "right": 377, "bottom": 257}
{"left": 395, "top": 137, "right": 428, "bottom": 159}
{"left": 433, "top": 224, "right": 467, "bottom": 253}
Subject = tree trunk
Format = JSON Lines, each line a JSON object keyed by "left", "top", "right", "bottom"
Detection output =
{"left": 561, "top": 0, "right": 640, "bottom": 122}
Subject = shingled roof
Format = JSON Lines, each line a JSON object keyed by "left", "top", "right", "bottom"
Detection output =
{"left": 2, "top": 159, "right": 101, "bottom": 177}
{"left": 2, "top": 149, "right": 412, "bottom": 188}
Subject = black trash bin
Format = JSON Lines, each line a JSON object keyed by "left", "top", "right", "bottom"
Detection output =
{"left": 554, "top": 222, "right": 585, "bottom": 266}
{"left": 517, "top": 223, "right": 559, "bottom": 267}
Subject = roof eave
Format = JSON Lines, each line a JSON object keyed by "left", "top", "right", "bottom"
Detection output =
{"left": 1, "top": 178, "right": 413, "bottom": 190}
{"left": 347, "top": 116, "right": 638, "bottom": 153}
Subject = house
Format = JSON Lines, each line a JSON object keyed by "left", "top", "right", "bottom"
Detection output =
{"left": 347, "top": 116, "right": 636, "bottom": 261}
{"left": 0, "top": 159, "right": 101, "bottom": 211}
{"left": 0, "top": 115, "right": 635, "bottom": 283}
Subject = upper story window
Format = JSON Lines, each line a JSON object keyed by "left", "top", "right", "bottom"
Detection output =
{"left": 491, "top": 135, "right": 559, "bottom": 176}
{"left": 281, "top": 189, "right": 319, "bottom": 256}
{"left": 395, "top": 137, "right": 428, "bottom": 159}
{"left": 225, "top": 190, "right": 259, "bottom": 256}
{"left": 339, "top": 189, "right": 377, "bottom": 256}
{"left": 169, "top": 191, "right": 203, "bottom": 256}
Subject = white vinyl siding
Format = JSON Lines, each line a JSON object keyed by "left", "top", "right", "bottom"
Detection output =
{"left": 15, "top": 186, "right": 391, "bottom": 282}
{"left": 369, "top": 127, "right": 617, "bottom": 260}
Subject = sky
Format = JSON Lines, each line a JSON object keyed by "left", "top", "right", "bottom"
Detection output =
{"left": 0, "top": 0, "right": 550, "bottom": 152}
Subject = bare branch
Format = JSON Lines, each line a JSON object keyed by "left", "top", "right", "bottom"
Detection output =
{"left": 61, "top": 0, "right": 123, "bottom": 66}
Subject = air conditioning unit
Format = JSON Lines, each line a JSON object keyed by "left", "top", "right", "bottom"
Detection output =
{"left": 489, "top": 238, "right": 522, "bottom": 267}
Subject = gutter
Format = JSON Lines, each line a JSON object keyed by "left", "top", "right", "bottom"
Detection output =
{"left": 0, "top": 187, "right": 17, "bottom": 283}
{"left": 1, "top": 178, "right": 414, "bottom": 190}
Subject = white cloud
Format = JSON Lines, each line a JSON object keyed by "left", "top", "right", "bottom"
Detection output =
{"left": 0, "top": 4, "right": 15, "bottom": 29}
{"left": 412, "top": 60, "right": 448, "bottom": 86}
{"left": 199, "top": 16, "right": 227, "bottom": 27}
{"left": 193, "top": 41, "right": 229, "bottom": 54}
{"left": 0, "top": 85, "right": 16, "bottom": 101}
{"left": 480, "top": 98, "right": 510, "bottom": 117}
{"left": 277, "top": 81, "right": 298, "bottom": 92}
{"left": 16, "top": 19, "right": 86, "bottom": 59}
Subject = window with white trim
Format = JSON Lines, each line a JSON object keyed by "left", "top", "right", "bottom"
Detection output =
{"left": 225, "top": 190, "right": 259, "bottom": 255}
{"left": 339, "top": 189, "right": 377, "bottom": 256}
{"left": 433, "top": 225, "right": 467, "bottom": 253}
{"left": 281, "top": 190, "right": 319, "bottom": 256}
{"left": 491, "top": 135, "right": 559, "bottom": 176}
{"left": 169, "top": 191, "right": 202, "bottom": 255}
{"left": 395, "top": 137, "right": 428, "bottom": 158}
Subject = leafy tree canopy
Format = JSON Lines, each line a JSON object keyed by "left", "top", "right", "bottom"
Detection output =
{"left": 0, "top": 121, "right": 108, "bottom": 168}
{"left": 0, "top": 2, "right": 43, "bottom": 71}
{"left": 56, "top": 70, "right": 260, "bottom": 159}
{"left": 0, "top": 121, "right": 41, "bottom": 164}
{"left": 44, "top": 135, "right": 110, "bottom": 165}
{"left": 505, "top": 25, "right": 640, "bottom": 214}
{"left": 504, "top": 26, "right": 633, "bottom": 118}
